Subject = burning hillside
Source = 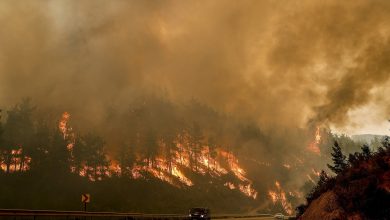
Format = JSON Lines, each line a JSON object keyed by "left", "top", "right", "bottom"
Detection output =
{"left": 62, "top": 112, "right": 258, "bottom": 197}
{"left": 1, "top": 0, "right": 390, "bottom": 217}
{"left": 0, "top": 101, "right": 338, "bottom": 214}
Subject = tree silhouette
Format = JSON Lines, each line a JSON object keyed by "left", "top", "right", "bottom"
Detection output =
{"left": 327, "top": 141, "right": 348, "bottom": 174}
{"left": 361, "top": 145, "right": 372, "bottom": 160}
{"left": 118, "top": 141, "right": 136, "bottom": 177}
{"left": 188, "top": 122, "right": 203, "bottom": 171}
{"left": 143, "top": 129, "right": 158, "bottom": 167}
{"left": 1, "top": 99, "right": 35, "bottom": 173}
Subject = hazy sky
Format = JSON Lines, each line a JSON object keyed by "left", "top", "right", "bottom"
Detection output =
{"left": 1, "top": 0, "right": 390, "bottom": 136}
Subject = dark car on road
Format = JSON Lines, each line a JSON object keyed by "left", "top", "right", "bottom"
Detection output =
{"left": 189, "top": 207, "right": 210, "bottom": 220}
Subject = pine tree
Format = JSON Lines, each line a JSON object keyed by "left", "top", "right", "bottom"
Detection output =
{"left": 348, "top": 153, "right": 358, "bottom": 167}
{"left": 327, "top": 141, "right": 348, "bottom": 174}
{"left": 382, "top": 136, "right": 390, "bottom": 149}
{"left": 318, "top": 170, "right": 329, "bottom": 187}
{"left": 144, "top": 129, "right": 158, "bottom": 167}
{"left": 361, "top": 145, "right": 372, "bottom": 160}
{"left": 189, "top": 122, "right": 203, "bottom": 171}
{"left": 118, "top": 142, "right": 136, "bottom": 177}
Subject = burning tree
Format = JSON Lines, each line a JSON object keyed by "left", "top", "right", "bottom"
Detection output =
{"left": 0, "top": 99, "right": 34, "bottom": 173}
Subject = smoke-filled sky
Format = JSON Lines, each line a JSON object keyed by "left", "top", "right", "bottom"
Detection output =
{"left": 1, "top": 0, "right": 390, "bottom": 136}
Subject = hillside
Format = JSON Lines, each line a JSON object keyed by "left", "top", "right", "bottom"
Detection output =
{"left": 351, "top": 134, "right": 385, "bottom": 145}
{"left": 298, "top": 139, "right": 390, "bottom": 220}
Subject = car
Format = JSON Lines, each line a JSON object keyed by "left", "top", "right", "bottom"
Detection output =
{"left": 274, "top": 213, "right": 285, "bottom": 219}
{"left": 189, "top": 207, "right": 211, "bottom": 220}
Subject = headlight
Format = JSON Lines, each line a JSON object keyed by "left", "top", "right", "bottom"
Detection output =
{"left": 201, "top": 215, "right": 204, "bottom": 217}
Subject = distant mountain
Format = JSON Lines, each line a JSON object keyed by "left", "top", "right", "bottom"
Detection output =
{"left": 351, "top": 134, "right": 386, "bottom": 144}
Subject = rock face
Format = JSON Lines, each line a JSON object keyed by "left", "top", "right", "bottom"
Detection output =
{"left": 299, "top": 191, "right": 346, "bottom": 220}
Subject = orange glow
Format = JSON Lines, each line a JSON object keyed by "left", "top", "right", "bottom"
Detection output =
{"left": 312, "top": 168, "right": 320, "bottom": 176}
{"left": 315, "top": 126, "right": 321, "bottom": 144}
{"left": 224, "top": 182, "right": 236, "bottom": 189}
{"left": 59, "top": 112, "right": 70, "bottom": 138}
{"left": 55, "top": 119, "right": 258, "bottom": 198}
{"left": 58, "top": 112, "right": 75, "bottom": 152}
{"left": 307, "top": 126, "right": 321, "bottom": 155}
{"left": 0, "top": 147, "right": 31, "bottom": 172}
{"left": 112, "top": 135, "right": 257, "bottom": 198}
{"left": 268, "top": 181, "right": 293, "bottom": 215}
{"left": 238, "top": 184, "right": 258, "bottom": 199}
{"left": 2, "top": 112, "right": 258, "bottom": 199}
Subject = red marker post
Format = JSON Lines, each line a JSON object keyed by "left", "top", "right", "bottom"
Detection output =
{"left": 81, "top": 194, "right": 90, "bottom": 211}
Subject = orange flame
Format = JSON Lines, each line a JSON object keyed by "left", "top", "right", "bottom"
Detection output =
{"left": 268, "top": 181, "right": 293, "bottom": 215}
{"left": 1, "top": 147, "right": 31, "bottom": 172}
{"left": 307, "top": 126, "right": 321, "bottom": 155}
{"left": 58, "top": 112, "right": 75, "bottom": 151}
{"left": 59, "top": 112, "right": 70, "bottom": 138}
{"left": 56, "top": 116, "right": 257, "bottom": 198}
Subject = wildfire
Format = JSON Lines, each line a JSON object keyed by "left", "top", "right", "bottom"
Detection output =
{"left": 2, "top": 111, "right": 260, "bottom": 200}
{"left": 59, "top": 112, "right": 75, "bottom": 151}
{"left": 312, "top": 168, "right": 320, "bottom": 176}
{"left": 224, "top": 182, "right": 236, "bottom": 189}
{"left": 130, "top": 157, "right": 194, "bottom": 187}
{"left": 107, "top": 137, "right": 257, "bottom": 198}
{"left": 307, "top": 126, "right": 321, "bottom": 155}
{"left": 53, "top": 113, "right": 259, "bottom": 198}
{"left": 315, "top": 126, "right": 321, "bottom": 144}
{"left": 238, "top": 184, "right": 258, "bottom": 199}
{"left": 0, "top": 148, "right": 31, "bottom": 172}
{"left": 59, "top": 112, "right": 70, "bottom": 138}
{"left": 268, "top": 181, "right": 293, "bottom": 215}
{"left": 126, "top": 145, "right": 257, "bottom": 199}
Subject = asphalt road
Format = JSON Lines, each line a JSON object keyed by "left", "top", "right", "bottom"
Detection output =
{"left": 220, "top": 217, "right": 275, "bottom": 220}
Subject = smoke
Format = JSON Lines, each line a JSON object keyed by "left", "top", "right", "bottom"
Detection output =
{"left": 1, "top": 0, "right": 390, "bottom": 178}
{"left": 2, "top": 0, "right": 390, "bottom": 212}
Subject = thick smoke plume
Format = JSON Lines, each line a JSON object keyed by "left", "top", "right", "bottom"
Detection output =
{"left": 1, "top": 1, "right": 390, "bottom": 209}
{"left": 1, "top": 1, "right": 390, "bottom": 133}
{"left": 2, "top": 0, "right": 390, "bottom": 213}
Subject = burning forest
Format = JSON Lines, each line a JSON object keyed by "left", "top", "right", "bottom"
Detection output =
{"left": 0, "top": 98, "right": 368, "bottom": 215}
{"left": 1, "top": 0, "right": 390, "bottom": 217}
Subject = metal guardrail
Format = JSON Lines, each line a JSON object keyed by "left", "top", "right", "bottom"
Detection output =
{"left": 0, "top": 209, "right": 287, "bottom": 220}
{"left": 212, "top": 214, "right": 272, "bottom": 219}
{"left": 0, "top": 209, "right": 186, "bottom": 219}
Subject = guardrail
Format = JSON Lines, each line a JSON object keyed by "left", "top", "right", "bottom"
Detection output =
{"left": 0, "top": 209, "right": 186, "bottom": 219}
{"left": 0, "top": 209, "right": 291, "bottom": 220}
{"left": 212, "top": 214, "right": 272, "bottom": 219}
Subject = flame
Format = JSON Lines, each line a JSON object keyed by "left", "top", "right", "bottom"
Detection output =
{"left": 1, "top": 147, "right": 31, "bottom": 172}
{"left": 59, "top": 112, "right": 75, "bottom": 151}
{"left": 307, "top": 126, "right": 321, "bottom": 155}
{"left": 238, "top": 184, "right": 258, "bottom": 199}
{"left": 59, "top": 112, "right": 70, "bottom": 138}
{"left": 312, "top": 168, "right": 320, "bottom": 176}
{"left": 315, "top": 126, "right": 321, "bottom": 144}
{"left": 57, "top": 114, "right": 258, "bottom": 198}
{"left": 268, "top": 181, "right": 293, "bottom": 215}
{"left": 224, "top": 182, "right": 236, "bottom": 189}
{"left": 108, "top": 134, "right": 256, "bottom": 198}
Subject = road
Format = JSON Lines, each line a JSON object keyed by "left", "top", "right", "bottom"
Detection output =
{"left": 221, "top": 217, "right": 275, "bottom": 220}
